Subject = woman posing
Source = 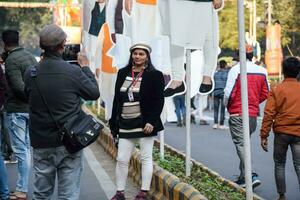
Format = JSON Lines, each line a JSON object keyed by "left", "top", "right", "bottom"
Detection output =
{"left": 109, "top": 43, "right": 165, "bottom": 200}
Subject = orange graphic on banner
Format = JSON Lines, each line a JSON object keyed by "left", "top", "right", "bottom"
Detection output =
{"left": 101, "top": 23, "right": 117, "bottom": 74}
{"left": 136, "top": 0, "right": 157, "bottom": 5}
{"left": 265, "top": 24, "right": 283, "bottom": 76}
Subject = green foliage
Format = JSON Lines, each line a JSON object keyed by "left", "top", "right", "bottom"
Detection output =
{"left": 272, "top": 0, "right": 300, "bottom": 55}
{"left": 153, "top": 148, "right": 246, "bottom": 200}
{"left": 219, "top": 0, "right": 265, "bottom": 51}
{"left": 0, "top": 0, "right": 52, "bottom": 53}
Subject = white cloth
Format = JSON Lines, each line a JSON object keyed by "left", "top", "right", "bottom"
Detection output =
{"left": 159, "top": 0, "right": 223, "bottom": 80}
{"left": 106, "top": 0, "right": 118, "bottom": 33}
{"left": 167, "top": 1, "right": 218, "bottom": 48}
{"left": 116, "top": 137, "right": 155, "bottom": 191}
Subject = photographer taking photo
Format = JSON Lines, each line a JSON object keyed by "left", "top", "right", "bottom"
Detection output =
{"left": 24, "top": 24, "right": 100, "bottom": 200}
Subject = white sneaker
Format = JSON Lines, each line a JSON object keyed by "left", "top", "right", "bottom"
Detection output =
{"left": 212, "top": 124, "right": 218, "bottom": 129}
{"left": 219, "top": 125, "right": 229, "bottom": 130}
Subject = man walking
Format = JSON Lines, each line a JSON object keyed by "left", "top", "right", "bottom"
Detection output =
{"left": 224, "top": 45, "right": 269, "bottom": 188}
{"left": 260, "top": 57, "right": 300, "bottom": 200}
{"left": 213, "top": 60, "right": 229, "bottom": 129}
{"left": 2, "top": 30, "right": 37, "bottom": 199}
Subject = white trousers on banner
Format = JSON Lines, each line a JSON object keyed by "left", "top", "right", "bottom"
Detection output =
{"left": 116, "top": 137, "right": 155, "bottom": 191}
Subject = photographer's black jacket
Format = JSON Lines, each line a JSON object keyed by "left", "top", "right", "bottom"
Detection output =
{"left": 24, "top": 52, "right": 100, "bottom": 148}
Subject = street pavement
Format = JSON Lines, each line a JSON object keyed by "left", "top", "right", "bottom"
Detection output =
{"left": 162, "top": 110, "right": 300, "bottom": 200}
{"left": 6, "top": 142, "right": 141, "bottom": 200}
{"left": 7, "top": 148, "right": 109, "bottom": 200}
{"left": 7, "top": 142, "right": 140, "bottom": 200}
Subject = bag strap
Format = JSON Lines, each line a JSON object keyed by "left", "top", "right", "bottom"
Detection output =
{"left": 30, "top": 66, "right": 64, "bottom": 138}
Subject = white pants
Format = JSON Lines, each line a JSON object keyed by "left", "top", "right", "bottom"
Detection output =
{"left": 116, "top": 137, "right": 155, "bottom": 191}
{"left": 170, "top": 43, "right": 218, "bottom": 81}
{"left": 168, "top": 1, "right": 219, "bottom": 81}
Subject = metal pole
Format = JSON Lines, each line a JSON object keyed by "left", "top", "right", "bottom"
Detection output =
{"left": 249, "top": 1, "right": 253, "bottom": 38}
{"left": 268, "top": 0, "right": 272, "bottom": 26}
{"left": 253, "top": 0, "right": 257, "bottom": 41}
{"left": 237, "top": 0, "right": 253, "bottom": 199}
{"left": 160, "top": 131, "right": 165, "bottom": 159}
{"left": 185, "top": 49, "right": 192, "bottom": 177}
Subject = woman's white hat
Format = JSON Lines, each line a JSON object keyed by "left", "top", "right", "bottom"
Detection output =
{"left": 130, "top": 43, "right": 152, "bottom": 53}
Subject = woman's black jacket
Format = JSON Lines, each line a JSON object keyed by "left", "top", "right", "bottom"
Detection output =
{"left": 109, "top": 66, "right": 165, "bottom": 137}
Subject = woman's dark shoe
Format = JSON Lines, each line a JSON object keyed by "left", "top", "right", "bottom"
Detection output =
{"left": 111, "top": 191, "right": 125, "bottom": 200}
{"left": 134, "top": 191, "right": 148, "bottom": 200}
{"left": 164, "top": 82, "right": 186, "bottom": 97}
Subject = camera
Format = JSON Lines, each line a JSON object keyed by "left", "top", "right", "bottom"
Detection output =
{"left": 62, "top": 44, "right": 80, "bottom": 65}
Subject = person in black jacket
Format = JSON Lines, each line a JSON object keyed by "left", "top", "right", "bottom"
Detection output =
{"left": 109, "top": 43, "right": 164, "bottom": 200}
{"left": 24, "top": 24, "right": 100, "bottom": 200}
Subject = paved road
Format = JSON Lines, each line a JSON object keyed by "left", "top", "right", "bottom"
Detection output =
{"left": 163, "top": 111, "right": 300, "bottom": 200}
{"left": 7, "top": 148, "right": 110, "bottom": 200}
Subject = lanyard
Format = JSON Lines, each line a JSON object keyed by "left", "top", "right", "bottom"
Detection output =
{"left": 131, "top": 67, "right": 144, "bottom": 88}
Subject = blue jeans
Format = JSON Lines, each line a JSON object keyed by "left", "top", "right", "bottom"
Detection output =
{"left": 6, "top": 113, "right": 30, "bottom": 193}
{"left": 0, "top": 132, "right": 9, "bottom": 200}
{"left": 173, "top": 95, "right": 186, "bottom": 122}
{"left": 213, "top": 95, "right": 225, "bottom": 125}
{"left": 32, "top": 146, "right": 83, "bottom": 200}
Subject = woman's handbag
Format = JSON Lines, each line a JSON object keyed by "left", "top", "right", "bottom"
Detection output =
{"left": 30, "top": 66, "right": 103, "bottom": 153}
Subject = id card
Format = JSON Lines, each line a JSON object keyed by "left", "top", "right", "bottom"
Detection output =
{"left": 128, "top": 90, "right": 134, "bottom": 102}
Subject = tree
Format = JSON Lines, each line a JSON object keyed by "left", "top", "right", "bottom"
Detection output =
{"left": 272, "top": 0, "right": 300, "bottom": 55}
{"left": 0, "top": 0, "right": 52, "bottom": 54}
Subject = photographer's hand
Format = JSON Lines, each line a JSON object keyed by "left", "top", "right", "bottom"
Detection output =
{"left": 77, "top": 52, "right": 89, "bottom": 68}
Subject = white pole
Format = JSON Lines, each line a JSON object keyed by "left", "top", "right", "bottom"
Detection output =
{"left": 253, "top": 0, "right": 257, "bottom": 42}
{"left": 249, "top": 1, "right": 253, "bottom": 38}
{"left": 237, "top": 0, "right": 253, "bottom": 199}
{"left": 268, "top": 0, "right": 272, "bottom": 26}
{"left": 185, "top": 49, "right": 192, "bottom": 177}
{"left": 159, "top": 131, "right": 165, "bottom": 159}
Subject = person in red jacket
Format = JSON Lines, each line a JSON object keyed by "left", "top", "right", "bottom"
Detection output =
{"left": 224, "top": 45, "right": 269, "bottom": 188}
{"left": 260, "top": 57, "right": 300, "bottom": 200}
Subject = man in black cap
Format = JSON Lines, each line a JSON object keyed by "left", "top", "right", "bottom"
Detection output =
{"left": 24, "top": 24, "right": 100, "bottom": 200}
{"left": 2, "top": 29, "right": 37, "bottom": 200}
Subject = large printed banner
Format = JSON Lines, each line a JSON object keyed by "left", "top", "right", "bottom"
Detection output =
{"left": 265, "top": 23, "right": 283, "bottom": 76}
{"left": 82, "top": 0, "right": 118, "bottom": 120}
